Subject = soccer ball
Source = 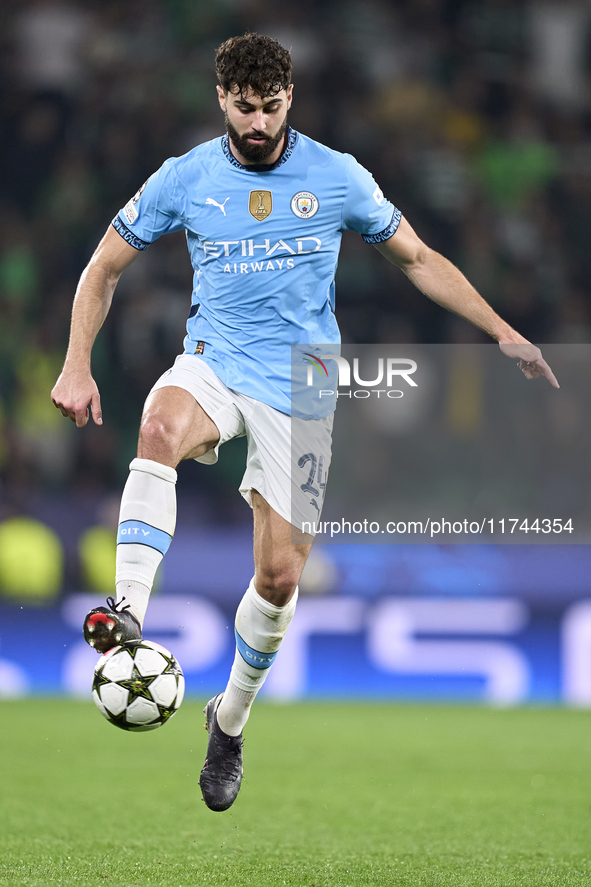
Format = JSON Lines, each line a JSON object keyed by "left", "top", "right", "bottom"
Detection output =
{"left": 92, "top": 639, "right": 185, "bottom": 731}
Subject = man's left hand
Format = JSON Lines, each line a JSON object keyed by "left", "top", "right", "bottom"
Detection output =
{"left": 499, "top": 343, "right": 560, "bottom": 389}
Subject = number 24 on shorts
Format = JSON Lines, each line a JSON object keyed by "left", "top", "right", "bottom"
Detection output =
{"left": 298, "top": 452, "right": 326, "bottom": 500}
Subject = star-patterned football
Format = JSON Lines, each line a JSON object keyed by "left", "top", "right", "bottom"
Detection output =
{"left": 92, "top": 640, "right": 184, "bottom": 731}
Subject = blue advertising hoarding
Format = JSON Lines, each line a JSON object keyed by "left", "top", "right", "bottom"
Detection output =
{"left": 2, "top": 534, "right": 591, "bottom": 705}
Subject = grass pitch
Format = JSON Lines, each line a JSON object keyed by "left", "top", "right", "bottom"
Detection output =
{"left": 0, "top": 700, "right": 590, "bottom": 886}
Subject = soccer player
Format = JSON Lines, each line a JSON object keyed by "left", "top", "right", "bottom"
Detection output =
{"left": 51, "top": 33, "right": 558, "bottom": 812}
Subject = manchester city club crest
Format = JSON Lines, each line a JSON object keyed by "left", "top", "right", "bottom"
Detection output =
{"left": 291, "top": 191, "right": 319, "bottom": 219}
{"left": 249, "top": 190, "right": 273, "bottom": 221}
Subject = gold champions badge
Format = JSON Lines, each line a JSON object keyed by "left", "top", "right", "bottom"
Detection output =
{"left": 249, "top": 190, "right": 273, "bottom": 221}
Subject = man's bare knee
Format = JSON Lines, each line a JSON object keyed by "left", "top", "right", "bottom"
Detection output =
{"left": 138, "top": 413, "right": 179, "bottom": 465}
{"left": 255, "top": 566, "right": 300, "bottom": 607}
{"left": 251, "top": 490, "right": 310, "bottom": 606}
{"left": 137, "top": 387, "right": 219, "bottom": 465}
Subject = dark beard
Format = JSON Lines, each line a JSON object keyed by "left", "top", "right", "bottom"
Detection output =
{"left": 225, "top": 113, "right": 288, "bottom": 164}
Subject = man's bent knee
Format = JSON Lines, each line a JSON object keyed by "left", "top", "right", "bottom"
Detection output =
{"left": 137, "top": 387, "right": 219, "bottom": 466}
{"left": 138, "top": 414, "right": 179, "bottom": 465}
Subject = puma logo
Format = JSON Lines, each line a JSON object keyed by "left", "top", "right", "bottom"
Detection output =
{"left": 206, "top": 197, "right": 230, "bottom": 215}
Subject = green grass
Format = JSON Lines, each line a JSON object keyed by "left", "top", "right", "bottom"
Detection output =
{"left": 1, "top": 701, "right": 591, "bottom": 886}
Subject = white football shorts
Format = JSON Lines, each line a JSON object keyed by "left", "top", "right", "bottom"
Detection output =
{"left": 150, "top": 354, "right": 333, "bottom": 533}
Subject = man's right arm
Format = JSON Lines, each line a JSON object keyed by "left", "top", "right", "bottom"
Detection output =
{"left": 51, "top": 226, "right": 140, "bottom": 427}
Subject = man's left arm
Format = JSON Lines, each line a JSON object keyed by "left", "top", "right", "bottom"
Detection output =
{"left": 375, "top": 215, "right": 559, "bottom": 389}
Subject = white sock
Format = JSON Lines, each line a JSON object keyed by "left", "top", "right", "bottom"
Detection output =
{"left": 115, "top": 458, "right": 177, "bottom": 627}
{"left": 216, "top": 578, "right": 298, "bottom": 737}
{"left": 115, "top": 579, "right": 151, "bottom": 629}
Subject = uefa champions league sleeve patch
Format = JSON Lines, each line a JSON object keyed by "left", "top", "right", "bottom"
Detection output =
{"left": 291, "top": 191, "right": 319, "bottom": 219}
{"left": 122, "top": 180, "right": 149, "bottom": 225}
{"left": 122, "top": 201, "right": 138, "bottom": 224}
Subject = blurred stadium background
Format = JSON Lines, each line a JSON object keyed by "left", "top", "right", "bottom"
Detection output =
{"left": 2, "top": 0, "right": 591, "bottom": 705}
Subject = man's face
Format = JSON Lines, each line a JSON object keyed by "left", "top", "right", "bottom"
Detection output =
{"left": 217, "top": 85, "right": 293, "bottom": 164}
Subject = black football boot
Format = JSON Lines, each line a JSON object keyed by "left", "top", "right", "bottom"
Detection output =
{"left": 199, "top": 694, "right": 244, "bottom": 812}
{"left": 83, "top": 596, "right": 141, "bottom": 654}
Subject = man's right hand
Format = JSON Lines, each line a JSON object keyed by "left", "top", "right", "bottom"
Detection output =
{"left": 51, "top": 367, "right": 103, "bottom": 428}
{"left": 50, "top": 224, "right": 140, "bottom": 428}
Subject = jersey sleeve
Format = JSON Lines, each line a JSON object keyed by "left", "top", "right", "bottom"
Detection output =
{"left": 341, "top": 154, "right": 402, "bottom": 243}
{"left": 112, "top": 158, "right": 185, "bottom": 250}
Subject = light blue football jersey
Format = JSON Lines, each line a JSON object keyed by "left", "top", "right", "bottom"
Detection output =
{"left": 113, "top": 127, "right": 400, "bottom": 417}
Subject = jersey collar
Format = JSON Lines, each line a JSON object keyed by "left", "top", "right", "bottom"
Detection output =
{"left": 221, "top": 126, "right": 297, "bottom": 171}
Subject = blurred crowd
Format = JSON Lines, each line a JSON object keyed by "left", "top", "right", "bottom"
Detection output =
{"left": 2, "top": 0, "right": 591, "bottom": 529}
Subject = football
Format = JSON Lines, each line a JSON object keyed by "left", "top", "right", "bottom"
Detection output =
{"left": 92, "top": 639, "right": 184, "bottom": 731}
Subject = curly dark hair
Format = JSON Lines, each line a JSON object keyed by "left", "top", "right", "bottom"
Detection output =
{"left": 215, "top": 33, "right": 292, "bottom": 98}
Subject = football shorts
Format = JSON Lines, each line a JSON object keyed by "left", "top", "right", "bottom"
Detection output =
{"left": 150, "top": 354, "right": 333, "bottom": 533}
